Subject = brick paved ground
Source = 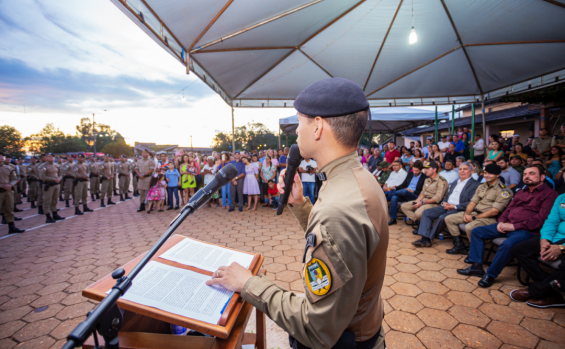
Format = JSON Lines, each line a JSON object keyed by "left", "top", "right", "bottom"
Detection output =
{"left": 1, "top": 195, "right": 565, "bottom": 348}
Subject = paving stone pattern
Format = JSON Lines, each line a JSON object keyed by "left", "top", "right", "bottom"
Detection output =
{"left": 1, "top": 197, "right": 564, "bottom": 348}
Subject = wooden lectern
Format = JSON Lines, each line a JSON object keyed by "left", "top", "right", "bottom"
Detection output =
{"left": 82, "top": 235, "right": 266, "bottom": 349}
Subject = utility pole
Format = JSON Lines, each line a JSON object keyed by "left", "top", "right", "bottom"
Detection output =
{"left": 190, "top": 135, "right": 193, "bottom": 152}
{"left": 92, "top": 113, "right": 96, "bottom": 155}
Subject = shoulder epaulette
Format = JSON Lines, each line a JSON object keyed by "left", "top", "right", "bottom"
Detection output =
{"left": 499, "top": 183, "right": 506, "bottom": 189}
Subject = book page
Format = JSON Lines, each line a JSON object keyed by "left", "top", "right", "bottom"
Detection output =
{"left": 159, "top": 238, "right": 255, "bottom": 272}
{"left": 114, "top": 261, "right": 233, "bottom": 325}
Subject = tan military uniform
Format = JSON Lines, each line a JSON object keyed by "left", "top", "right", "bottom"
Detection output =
{"left": 136, "top": 158, "right": 156, "bottom": 203}
{"left": 19, "top": 163, "right": 27, "bottom": 197}
{"left": 112, "top": 161, "right": 118, "bottom": 193}
{"left": 401, "top": 175, "right": 449, "bottom": 221}
{"left": 11, "top": 163, "right": 22, "bottom": 205}
{"left": 62, "top": 161, "right": 75, "bottom": 201}
{"left": 39, "top": 162, "right": 61, "bottom": 214}
{"left": 445, "top": 179, "right": 513, "bottom": 238}
{"left": 553, "top": 132, "right": 565, "bottom": 147}
{"left": 532, "top": 136, "right": 554, "bottom": 157}
{"left": 130, "top": 161, "right": 138, "bottom": 193}
{"left": 89, "top": 160, "right": 100, "bottom": 196}
{"left": 241, "top": 152, "right": 388, "bottom": 348}
{"left": 117, "top": 161, "right": 130, "bottom": 195}
{"left": 26, "top": 162, "right": 39, "bottom": 202}
{"left": 72, "top": 161, "right": 89, "bottom": 207}
{"left": 37, "top": 161, "right": 46, "bottom": 208}
{"left": 99, "top": 160, "right": 114, "bottom": 201}
{"left": 0, "top": 162, "right": 18, "bottom": 223}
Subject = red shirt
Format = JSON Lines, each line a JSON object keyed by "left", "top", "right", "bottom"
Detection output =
{"left": 268, "top": 187, "right": 279, "bottom": 196}
{"left": 385, "top": 149, "right": 400, "bottom": 164}
{"left": 498, "top": 183, "right": 558, "bottom": 233}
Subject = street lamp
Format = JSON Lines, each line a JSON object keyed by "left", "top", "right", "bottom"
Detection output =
{"left": 92, "top": 109, "right": 107, "bottom": 155}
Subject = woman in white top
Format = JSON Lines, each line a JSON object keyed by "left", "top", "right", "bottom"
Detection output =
{"left": 202, "top": 156, "right": 219, "bottom": 207}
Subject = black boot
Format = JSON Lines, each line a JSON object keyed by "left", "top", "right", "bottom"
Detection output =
{"left": 74, "top": 207, "right": 84, "bottom": 215}
{"left": 22, "top": 193, "right": 27, "bottom": 198}
{"left": 446, "top": 236, "right": 467, "bottom": 255}
{"left": 83, "top": 205, "right": 93, "bottom": 212}
{"left": 107, "top": 198, "right": 115, "bottom": 205}
{"left": 45, "top": 214, "right": 56, "bottom": 223}
{"left": 100, "top": 199, "right": 106, "bottom": 208}
{"left": 8, "top": 222, "right": 25, "bottom": 234}
{"left": 59, "top": 197, "right": 64, "bottom": 202}
{"left": 14, "top": 206, "right": 22, "bottom": 212}
{"left": 137, "top": 203, "right": 146, "bottom": 212}
{"left": 52, "top": 212, "right": 65, "bottom": 221}
{"left": 38, "top": 207, "right": 44, "bottom": 215}
{"left": 31, "top": 201, "right": 36, "bottom": 209}
{"left": 65, "top": 199, "right": 70, "bottom": 208}
{"left": 125, "top": 194, "right": 131, "bottom": 200}
{"left": 91, "top": 194, "right": 95, "bottom": 201}
{"left": 96, "top": 193, "right": 100, "bottom": 199}
{"left": 14, "top": 217, "right": 22, "bottom": 221}
{"left": 457, "top": 263, "right": 485, "bottom": 277}
{"left": 114, "top": 190, "right": 118, "bottom": 196}
{"left": 120, "top": 194, "right": 125, "bottom": 202}
{"left": 1, "top": 215, "right": 6, "bottom": 224}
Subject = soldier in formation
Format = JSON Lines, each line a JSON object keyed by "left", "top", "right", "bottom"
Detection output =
{"left": 0, "top": 152, "right": 24, "bottom": 234}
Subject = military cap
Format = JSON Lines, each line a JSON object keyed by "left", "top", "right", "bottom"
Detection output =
{"left": 440, "top": 135, "right": 447, "bottom": 139}
{"left": 423, "top": 160, "right": 439, "bottom": 169}
{"left": 60, "top": 156, "right": 67, "bottom": 159}
{"left": 0, "top": 152, "right": 4, "bottom": 156}
{"left": 4, "top": 153, "right": 11, "bottom": 158}
{"left": 45, "top": 153, "right": 54, "bottom": 156}
{"left": 379, "top": 161, "right": 389, "bottom": 168}
{"left": 77, "top": 154, "right": 86, "bottom": 158}
{"left": 121, "top": 155, "right": 127, "bottom": 158}
{"left": 510, "top": 154, "right": 522, "bottom": 160}
{"left": 484, "top": 163, "right": 502, "bottom": 175}
{"left": 294, "top": 77, "right": 369, "bottom": 117}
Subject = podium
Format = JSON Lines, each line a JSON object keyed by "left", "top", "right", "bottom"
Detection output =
{"left": 81, "top": 235, "right": 267, "bottom": 349}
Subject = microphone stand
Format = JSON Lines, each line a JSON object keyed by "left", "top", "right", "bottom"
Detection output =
{"left": 62, "top": 187, "right": 213, "bottom": 349}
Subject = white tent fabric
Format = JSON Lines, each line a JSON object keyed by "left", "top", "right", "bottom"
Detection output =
{"left": 111, "top": 0, "right": 565, "bottom": 108}
{"left": 279, "top": 107, "right": 449, "bottom": 134}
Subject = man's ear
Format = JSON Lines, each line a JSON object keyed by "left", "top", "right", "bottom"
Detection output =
{"left": 313, "top": 116, "right": 324, "bottom": 141}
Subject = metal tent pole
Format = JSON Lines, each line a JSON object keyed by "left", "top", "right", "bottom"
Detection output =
{"left": 231, "top": 106, "right": 235, "bottom": 152}
{"left": 278, "top": 125, "right": 281, "bottom": 149}
{"left": 471, "top": 103, "right": 476, "bottom": 159}
{"left": 434, "top": 106, "right": 438, "bottom": 143}
{"left": 451, "top": 105, "right": 455, "bottom": 135}
{"left": 481, "top": 95, "right": 486, "bottom": 143}
{"left": 368, "top": 108, "right": 373, "bottom": 147}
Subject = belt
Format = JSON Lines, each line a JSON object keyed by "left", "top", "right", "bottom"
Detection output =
{"left": 0, "top": 188, "right": 6, "bottom": 193}
{"left": 289, "top": 326, "right": 383, "bottom": 349}
{"left": 75, "top": 178, "right": 87, "bottom": 182}
{"left": 118, "top": 174, "right": 128, "bottom": 178}
{"left": 63, "top": 176, "right": 74, "bottom": 181}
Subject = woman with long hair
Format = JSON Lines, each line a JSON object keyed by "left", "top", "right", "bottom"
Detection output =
{"left": 547, "top": 146, "right": 564, "bottom": 179}
{"left": 512, "top": 143, "right": 528, "bottom": 160}
{"left": 180, "top": 154, "right": 198, "bottom": 205}
{"left": 487, "top": 141, "right": 504, "bottom": 161}
{"left": 461, "top": 133, "right": 470, "bottom": 160}
{"left": 411, "top": 149, "right": 425, "bottom": 167}
{"left": 430, "top": 144, "right": 443, "bottom": 165}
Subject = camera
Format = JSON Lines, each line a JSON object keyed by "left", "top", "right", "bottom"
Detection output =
{"left": 306, "top": 165, "right": 314, "bottom": 171}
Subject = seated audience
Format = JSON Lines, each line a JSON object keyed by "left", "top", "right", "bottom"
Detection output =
{"left": 412, "top": 162, "right": 479, "bottom": 247}
{"left": 376, "top": 161, "right": 391, "bottom": 187}
{"left": 444, "top": 143, "right": 459, "bottom": 165}
{"left": 444, "top": 164, "right": 513, "bottom": 255}
{"left": 383, "top": 160, "right": 407, "bottom": 192}
{"left": 440, "top": 160, "right": 460, "bottom": 184}
{"left": 386, "top": 161, "right": 426, "bottom": 225}
{"left": 457, "top": 165, "right": 558, "bottom": 288}
{"left": 510, "top": 154, "right": 525, "bottom": 175}
{"left": 497, "top": 157, "right": 521, "bottom": 189}
{"left": 385, "top": 142, "right": 400, "bottom": 163}
{"left": 367, "top": 149, "right": 383, "bottom": 173}
{"left": 510, "top": 192, "right": 565, "bottom": 308}
{"left": 400, "top": 160, "right": 449, "bottom": 228}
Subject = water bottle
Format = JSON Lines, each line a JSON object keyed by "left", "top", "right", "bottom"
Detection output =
{"left": 438, "top": 232, "right": 444, "bottom": 241}
{"left": 171, "top": 324, "right": 188, "bottom": 336}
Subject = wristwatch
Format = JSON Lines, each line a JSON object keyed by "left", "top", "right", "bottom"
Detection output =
{"left": 421, "top": 200, "right": 425, "bottom": 205}
{"left": 560, "top": 244, "right": 565, "bottom": 254}
{"left": 472, "top": 216, "right": 477, "bottom": 221}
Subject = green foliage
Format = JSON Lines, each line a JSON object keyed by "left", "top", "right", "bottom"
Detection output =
{"left": 24, "top": 123, "right": 88, "bottom": 154}
{"left": 76, "top": 117, "right": 120, "bottom": 151}
{"left": 0, "top": 125, "right": 25, "bottom": 158}
{"left": 101, "top": 137, "right": 133, "bottom": 157}
{"left": 212, "top": 122, "right": 281, "bottom": 152}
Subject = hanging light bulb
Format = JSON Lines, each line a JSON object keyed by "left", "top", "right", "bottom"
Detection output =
{"left": 409, "top": 0, "right": 417, "bottom": 44}
{"left": 409, "top": 27, "right": 417, "bottom": 44}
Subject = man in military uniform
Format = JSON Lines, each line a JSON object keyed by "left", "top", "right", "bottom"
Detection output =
{"left": 510, "top": 154, "right": 525, "bottom": 175}
{"left": 72, "top": 154, "right": 93, "bottom": 215}
{"left": 135, "top": 149, "right": 156, "bottom": 212}
{"left": 37, "top": 154, "right": 46, "bottom": 214}
{"left": 0, "top": 153, "right": 24, "bottom": 234}
{"left": 112, "top": 155, "right": 119, "bottom": 196}
{"left": 401, "top": 160, "right": 449, "bottom": 228}
{"left": 17, "top": 158, "right": 27, "bottom": 199}
{"left": 131, "top": 156, "right": 139, "bottom": 197}
{"left": 99, "top": 154, "right": 116, "bottom": 207}
{"left": 532, "top": 128, "right": 554, "bottom": 159}
{"left": 444, "top": 163, "right": 514, "bottom": 255}
{"left": 61, "top": 156, "right": 75, "bottom": 207}
{"left": 117, "top": 155, "right": 131, "bottom": 201}
{"left": 376, "top": 161, "right": 390, "bottom": 187}
{"left": 2, "top": 154, "right": 22, "bottom": 214}
{"left": 89, "top": 155, "right": 100, "bottom": 201}
{"left": 207, "top": 78, "right": 388, "bottom": 349}
{"left": 553, "top": 124, "right": 565, "bottom": 149}
{"left": 56, "top": 156, "right": 65, "bottom": 202}
{"left": 39, "top": 153, "right": 65, "bottom": 223}
{"left": 26, "top": 156, "right": 39, "bottom": 208}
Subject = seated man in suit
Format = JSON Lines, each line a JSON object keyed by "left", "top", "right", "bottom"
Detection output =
{"left": 386, "top": 160, "right": 427, "bottom": 225}
{"left": 458, "top": 165, "right": 559, "bottom": 288}
{"left": 412, "top": 162, "right": 479, "bottom": 247}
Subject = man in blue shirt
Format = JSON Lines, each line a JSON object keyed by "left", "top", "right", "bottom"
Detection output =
{"left": 278, "top": 148, "right": 287, "bottom": 179}
{"left": 164, "top": 162, "right": 180, "bottom": 210}
{"left": 386, "top": 161, "right": 426, "bottom": 225}
{"left": 497, "top": 157, "right": 521, "bottom": 189}
{"left": 229, "top": 151, "right": 246, "bottom": 212}
{"left": 452, "top": 137, "right": 465, "bottom": 155}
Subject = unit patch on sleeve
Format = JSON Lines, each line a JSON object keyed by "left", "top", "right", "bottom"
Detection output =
{"left": 304, "top": 258, "right": 332, "bottom": 296}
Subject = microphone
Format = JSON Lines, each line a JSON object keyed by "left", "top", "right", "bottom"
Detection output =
{"left": 184, "top": 163, "right": 238, "bottom": 212}
{"left": 277, "top": 144, "right": 303, "bottom": 215}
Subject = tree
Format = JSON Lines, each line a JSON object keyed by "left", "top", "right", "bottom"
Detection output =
{"left": 101, "top": 137, "right": 133, "bottom": 158}
{"left": 212, "top": 122, "right": 280, "bottom": 152}
{"left": 76, "top": 117, "right": 119, "bottom": 152}
{"left": 24, "top": 124, "right": 88, "bottom": 154}
{"left": 0, "top": 126, "right": 25, "bottom": 158}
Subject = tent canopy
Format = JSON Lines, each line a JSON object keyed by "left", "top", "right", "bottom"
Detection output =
{"left": 279, "top": 107, "right": 449, "bottom": 135}
{"left": 111, "top": 0, "right": 565, "bottom": 108}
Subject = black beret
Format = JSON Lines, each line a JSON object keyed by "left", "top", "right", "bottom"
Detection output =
{"left": 484, "top": 163, "right": 502, "bottom": 175}
{"left": 294, "top": 77, "right": 369, "bottom": 117}
{"left": 78, "top": 154, "right": 85, "bottom": 158}
{"left": 4, "top": 153, "right": 11, "bottom": 158}
{"left": 121, "top": 155, "right": 127, "bottom": 158}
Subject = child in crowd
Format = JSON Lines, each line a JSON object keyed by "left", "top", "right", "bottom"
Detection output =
{"left": 146, "top": 173, "right": 166, "bottom": 213}
{"left": 265, "top": 179, "right": 279, "bottom": 209}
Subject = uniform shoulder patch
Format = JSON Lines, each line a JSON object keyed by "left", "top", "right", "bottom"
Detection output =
{"left": 304, "top": 258, "right": 331, "bottom": 296}
{"left": 499, "top": 183, "right": 506, "bottom": 189}
{"left": 501, "top": 191, "right": 510, "bottom": 198}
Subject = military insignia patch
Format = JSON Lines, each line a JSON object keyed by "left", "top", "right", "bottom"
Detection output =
{"left": 304, "top": 258, "right": 332, "bottom": 296}
{"left": 501, "top": 191, "right": 510, "bottom": 198}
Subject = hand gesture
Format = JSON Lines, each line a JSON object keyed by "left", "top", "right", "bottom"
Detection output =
{"left": 206, "top": 263, "right": 253, "bottom": 293}
{"left": 278, "top": 169, "right": 304, "bottom": 205}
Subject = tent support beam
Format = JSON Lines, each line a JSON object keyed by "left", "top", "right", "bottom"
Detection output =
{"left": 451, "top": 105, "right": 455, "bottom": 135}
{"left": 541, "top": 0, "right": 565, "bottom": 9}
{"left": 193, "top": 47, "right": 295, "bottom": 53}
{"left": 471, "top": 103, "right": 476, "bottom": 159}
{"left": 232, "top": 107, "right": 235, "bottom": 152}
{"left": 481, "top": 95, "right": 486, "bottom": 145}
{"left": 435, "top": 106, "right": 438, "bottom": 143}
{"left": 189, "top": 0, "right": 235, "bottom": 51}
{"left": 298, "top": 49, "right": 333, "bottom": 77}
{"left": 363, "top": 0, "right": 404, "bottom": 91}
{"left": 191, "top": 0, "right": 323, "bottom": 53}
{"left": 440, "top": 0, "right": 484, "bottom": 96}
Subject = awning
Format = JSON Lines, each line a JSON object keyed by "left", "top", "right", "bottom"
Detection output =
{"left": 279, "top": 107, "right": 450, "bottom": 134}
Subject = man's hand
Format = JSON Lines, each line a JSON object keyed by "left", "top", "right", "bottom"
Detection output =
{"left": 232, "top": 179, "right": 237, "bottom": 186}
{"left": 54, "top": 178, "right": 60, "bottom": 184}
{"left": 206, "top": 263, "right": 253, "bottom": 293}
{"left": 278, "top": 169, "right": 304, "bottom": 206}
{"left": 463, "top": 213, "right": 473, "bottom": 223}
{"left": 2, "top": 184, "right": 11, "bottom": 191}
{"left": 541, "top": 244, "right": 561, "bottom": 261}
{"left": 412, "top": 201, "right": 422, "bottom": 210}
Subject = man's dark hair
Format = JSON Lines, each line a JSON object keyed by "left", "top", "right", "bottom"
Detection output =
{"left": 497, "top": 156, "right": 509, "bottom": 163}
{"left": 475, "top": 134, "right": 481, "bottom": 138}
{"left": 445, "top": 159, "right": 455, "bottom": 165}
{"left": 490, "top": 134, "right": 499, "bottom": 141}
{"left": 526, "top": 164, "right": 546, "bottom": 177}
{"left": 393, "top": 160, "right": 402, "bottom": 166}
{"left": 306, "top": 110, "right": 368, "bottom": 148}
{"left": 267, "top": 179, "right": 274, "bottom": 184}
{"left": 413, "top": 161, "right": 423, "bottom": 170}
{"left": 540, "top": 128, "right": 548, "bottom": 132}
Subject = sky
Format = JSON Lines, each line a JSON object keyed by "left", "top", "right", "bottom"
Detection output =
{"left": 0, "top": 0, "right": 454, "bottom": 148}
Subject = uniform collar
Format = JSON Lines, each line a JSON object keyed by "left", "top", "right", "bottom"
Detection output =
{"left": 316, "top": 152, "right": 359, "bottom": 181}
